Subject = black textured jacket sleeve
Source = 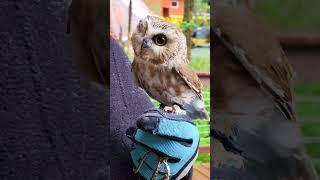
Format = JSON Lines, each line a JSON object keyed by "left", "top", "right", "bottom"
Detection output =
{"left": 0, "top": 1, "right": 108, "bottom": 179}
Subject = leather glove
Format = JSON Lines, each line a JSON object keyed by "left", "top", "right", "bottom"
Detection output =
{"left": 126, "top": 108, "right": 200, "bottom": 180}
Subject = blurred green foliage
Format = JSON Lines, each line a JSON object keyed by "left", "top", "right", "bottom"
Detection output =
{"left": 194, "top": 0, "right": 210, "bottom": 14}
{"left": 181, "top": 20, "right": 196, "bottom": 32}
{"left": 253, "top": 0, "right": 320, "bottom": 31}
{"left": 195, "top": 153, "right": 210, "bottom": 164}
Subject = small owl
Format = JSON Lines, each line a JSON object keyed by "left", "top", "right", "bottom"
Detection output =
{"left": 131, "top": 16, "right": 209, "bottom": 120}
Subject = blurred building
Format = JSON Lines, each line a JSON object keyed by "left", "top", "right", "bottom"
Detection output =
{"left": 161, "top": 0, "right": 184, "bottom": 17}
{"left": 144, "top": 0, "right": 184, "bottom": 17}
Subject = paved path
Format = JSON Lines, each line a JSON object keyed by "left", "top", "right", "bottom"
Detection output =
{"left": 193, "top": 163, "right": 210, "bottom": 180}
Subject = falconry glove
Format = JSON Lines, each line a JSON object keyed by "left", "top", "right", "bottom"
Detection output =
{"left": 126, "top": 108, "right": 200, "bottom": 180}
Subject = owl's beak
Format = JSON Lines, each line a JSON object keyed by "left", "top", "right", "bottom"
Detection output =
{"left": 141, "top": 38, "right": 152, "bottom": 49}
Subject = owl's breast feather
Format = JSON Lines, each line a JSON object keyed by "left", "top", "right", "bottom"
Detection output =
{"left": 132, "top": 59, "right": 196, "bottom": 106}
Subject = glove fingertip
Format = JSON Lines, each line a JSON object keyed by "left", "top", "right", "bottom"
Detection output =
{"left": 126, "top": 127, "right": 138, "bottom": 140}
{"left": 137, "top": 116, "right": 159, "bottom": 133}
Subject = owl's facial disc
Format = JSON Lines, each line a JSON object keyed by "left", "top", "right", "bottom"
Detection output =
{"left": 140, "top": 31, "right": 179, "bottom": 64}
{"left": 132, "top": 16, "right": 183, "bottom": 65}
{"left": 139, "top": 33, "right": 173, "bottom": 64}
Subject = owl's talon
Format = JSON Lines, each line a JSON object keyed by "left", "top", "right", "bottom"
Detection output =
{"left": 173, "top": 105, "right": 182, "bottom": 114}
{"left": 163, "top": 106, "right": 173, "bottom": 112}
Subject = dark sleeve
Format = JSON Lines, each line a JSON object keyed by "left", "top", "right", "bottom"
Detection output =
{"left": 109, "top": 37, "right": 153, "bottom": 179}
{"left": 0, "top": 1, "right": 108, "bottom": 179}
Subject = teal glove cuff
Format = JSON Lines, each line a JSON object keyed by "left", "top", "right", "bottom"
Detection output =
{"left": 126, "top": 108, "right": 200, "bottom": 179}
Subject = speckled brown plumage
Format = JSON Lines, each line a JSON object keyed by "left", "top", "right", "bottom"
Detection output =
{"left": 131, "top": 16, "right": 208, "bottom": 120}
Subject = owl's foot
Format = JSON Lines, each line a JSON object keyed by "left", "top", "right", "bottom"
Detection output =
{"left": 163, "top": 106, "right": 173, "bottom": 112}
{"left": 172, "top": 104, "right": 182, "bottom": 114}
{"left": 163, "top": 105, "right": 182, "bottom": 114}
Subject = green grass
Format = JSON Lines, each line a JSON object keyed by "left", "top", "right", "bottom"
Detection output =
{"left": 195, "top": 153, "right": 210, "bottom": 164}
{"left": 295, "top": 82, "right": 320, "bottom": 118}
{"left": 253, "top": 0, "right": 320, "bottom": 31}
{"left": 305, "top": 144, "right": 320, "bottom": 159}
{"left": 195, "top": 120, "right": 210, "bottom": 146}
{"left": 294, "top": 82, "right": 320, "bottom": 96}
{"left": 151, "top": 100, "right": 160, "bottom": 107}
{"left": 297, "top": 101, "right": 320, "bottom": 117}
{"left": 202, "top": 86, "right": 211, "bottom": 113}
{"left": 294, "top": 81, "right": 320, "bottom": 174}
{"left": 195, "top": 86, "right": 210, "bottom": 163}
{"left": 302, "top": 124, "right": 320, "bottom": 137}
{"left": 190, "top": 47, "right": 210, "bottom": 72}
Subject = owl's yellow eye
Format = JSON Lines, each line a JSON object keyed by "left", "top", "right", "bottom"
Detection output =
{"left": 153, "top": 34, "right": 167, "bottom": 46}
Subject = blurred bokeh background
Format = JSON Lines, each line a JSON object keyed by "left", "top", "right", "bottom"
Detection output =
{"left": 219, "top": 0, "right": 320, "bottom": 175}
{"left": 251, "top": 0, "right": 320, "bottom": 174}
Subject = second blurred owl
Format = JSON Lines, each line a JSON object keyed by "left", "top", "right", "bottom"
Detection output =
{"left": 131, "top": 16, "right": 209, "bottom": 120}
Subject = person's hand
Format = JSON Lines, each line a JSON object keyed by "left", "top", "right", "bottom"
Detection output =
{"left": 126, "top": 108, "right": 200, "bottom": 180}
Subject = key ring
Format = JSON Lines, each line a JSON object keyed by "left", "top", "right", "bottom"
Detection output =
{"left": 133, "top": 152, "right": 171, "bottom": 180}
{"left": 151, "top": 157, "right": 170, "bottom": 180}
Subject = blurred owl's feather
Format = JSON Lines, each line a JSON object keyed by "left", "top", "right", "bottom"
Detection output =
{"left": 212, "top": 2, "right": 318, "bottom": 180}
{"left": 214, "top": 4, "right": 296, "bottom": 121}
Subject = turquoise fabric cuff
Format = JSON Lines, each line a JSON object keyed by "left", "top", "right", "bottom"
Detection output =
{"left": 158, "top": 118, "right": 198, "bottom": 141}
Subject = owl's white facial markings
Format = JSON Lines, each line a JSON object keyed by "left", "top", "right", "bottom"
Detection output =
{"left": 131, "top": 16, "right": 185, "bottom": 65}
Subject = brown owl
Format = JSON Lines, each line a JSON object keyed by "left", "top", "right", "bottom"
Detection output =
{"left": 131, "top": 16, "right": 209, "bottom": 120}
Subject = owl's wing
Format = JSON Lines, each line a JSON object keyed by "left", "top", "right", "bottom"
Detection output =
{"left": 214, "top": 5, "right": 296, "bottom": 121}
{"left": 173, "top": 64, "right": 203, "bottom": 99}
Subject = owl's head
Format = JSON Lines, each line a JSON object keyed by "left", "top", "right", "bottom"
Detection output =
{"left": 131, "top": 16, "right": 186, "bottom": 65}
